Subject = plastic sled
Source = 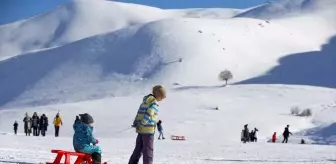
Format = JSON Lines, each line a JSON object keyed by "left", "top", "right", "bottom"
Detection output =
{"left": 46, "top": 149, "right": 92, "bottom": 164}
{"left": 171, "top": 135, "right": 186, "bottom": 141}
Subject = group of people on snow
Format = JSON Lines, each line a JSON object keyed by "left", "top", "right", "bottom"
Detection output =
{"left": 241, "top": 124, "right": 258, "bottom": 143}
{"left": 242, "top": 124, "right": 295, "bottom": 144}
{"left": 15, "top": 112, "right": 63, "bottom": 137}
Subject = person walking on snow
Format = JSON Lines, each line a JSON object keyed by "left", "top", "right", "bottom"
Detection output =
{"left": 23, "top": 113, "right": 32, "bottom": 136}
{"left": 157, "top": 120, "right": 165, "bottom": 140}
{"left": 128, "top": 85, "right": 166, "bottom": 164}
{"left": 39, "top": 114, "right": 48, "bottom": 137}
{"left": 253, "top": 128, "right": 259, "bottom": 142}
{"left": 272, "top": 132, "right": 277, "bottom": 143}
{"left": 53, "top": 113, "right": 63, "bottom": 137}
{"left": 13, "top": 121, "right": 18, "bottom": 135}
{"left": 73, "top": 113, "right": 102, "bottom": 164}
{"left": 243, "top": 124, "right": 250, "bottom": 143}
{"left": 282, "top": 125, "right": 292, "bottom": 143}
{"left": 32, "top": 112, "right": 40, "bottom": 136}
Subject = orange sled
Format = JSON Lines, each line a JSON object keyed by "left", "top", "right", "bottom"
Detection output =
{"left": 171, "top": 135, "right": 186, "bottom": 140}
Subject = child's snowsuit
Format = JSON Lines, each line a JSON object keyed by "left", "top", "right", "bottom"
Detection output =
{"left": 73, "top": 120, "right": 102, "bottom": 163}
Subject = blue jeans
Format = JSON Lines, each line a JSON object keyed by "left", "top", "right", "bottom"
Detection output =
{"left": 158, "top": 131, "right": 164, "bottom": 139}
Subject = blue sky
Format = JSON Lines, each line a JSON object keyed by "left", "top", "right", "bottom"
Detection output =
{"left": 0, "top": 0, "right": 269, "bottom": 25}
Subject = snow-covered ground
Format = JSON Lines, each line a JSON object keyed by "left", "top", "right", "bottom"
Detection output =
{"left": 0, "top": 0, "right": 336, "bottom": 163}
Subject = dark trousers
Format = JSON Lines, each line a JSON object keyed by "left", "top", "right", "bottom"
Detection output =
{"left": 55, "top": 126, "right": 60, "bottom": 137}
{"left": 33, "top": 127, "right": 38, "bottom": 136}
{"left": 158, "top": 131, "right": 164, "bottom": 139}
{"left": 40, "top": 129, "right": 46, "bottom": 136}
{"left": 282, "top": 136, "right": 289, "bottom": 143}
{"left": 92, "top": 152, "right": 102, "bottom": 164}
{"left": 14, "top": 129, "right": 17, "bottom": 135}
{"left": 128, "top": 134, "right": 154, "bottom": 164}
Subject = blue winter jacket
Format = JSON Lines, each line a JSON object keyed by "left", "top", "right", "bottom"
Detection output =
{"left": 73, "top": 120, "right": 102, "bottom": 154}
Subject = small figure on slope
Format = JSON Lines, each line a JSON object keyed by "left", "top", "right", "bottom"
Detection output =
{"left": 13, "top": 121, "right": 18, "bottom": 135}
{"left": 39, "top": 114, "right": 48, "bottom": 137}
{"left": 129, "top": 85, "right": 166, "bottom": 164}
{"left": 282, "top": 125, "right": 292, "bottom": 143}
{"left": 53, "top": 113, "right": 63, "bottom": 137}
{"left": 242, "top": 124, "right": 250, "bottom": 143}
{"left": 272, "top": 132, "right": 277, "bottom": 143}
{"left": 73, "top": 113, "right": 102, "bottom": 164}
{"left": 32, "top": 112, "right": 40, "bottom": 136}
{"left": 157, "top": 120, "right": 165, "bottom": 140}
{"left": 253, "top": 128, "right": 259, "bottom": 142}
{"left": 23, "top": 113, "right": 32, "bottom": 136}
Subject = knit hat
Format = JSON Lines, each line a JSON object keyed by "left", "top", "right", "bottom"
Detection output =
{"left": 79, "top": 113, "right": 94, "bottom": 124}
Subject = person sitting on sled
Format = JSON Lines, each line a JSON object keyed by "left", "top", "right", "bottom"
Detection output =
{"left": 73, "top": 113, "right": 102, "bottom": 164}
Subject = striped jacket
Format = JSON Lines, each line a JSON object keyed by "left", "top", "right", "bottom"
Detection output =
{"left": 133, "top": 94, "right": 159, "bottom": 135}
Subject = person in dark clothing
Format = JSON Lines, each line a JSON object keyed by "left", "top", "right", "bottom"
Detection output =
{"left": 243, "top": 124, "right": 250, "bottom": 143}
{"left": 39, "top": 114, "right": 49, "bottom": 137}
{"left": 13, "top": 121, "right": 18, "bottom": 135}
{"left": 250, "top": 130, "right": 255, "bottom": 142}
{"left": 282, "top": 125, "right": 292, "bottom": 143}
{"left": 157, "top": 120, "right": 165, "bottom": 140}
{"left": 23, "top": 113, "right": 32, "bottom": 136}
{"left": 32, "top": 112, "right": 40, "bottom": 136}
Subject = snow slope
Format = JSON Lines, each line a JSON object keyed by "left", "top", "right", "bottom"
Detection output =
{"left": 0, "top": 0, "right": 242, "bottom": 60}
{"left": 236, "top": 0, "right": 336, "bottom": 20}
{"left": 1, "top": 0, "right": 336, "bottom": 108}
{"left": 0, "top": 85, "right": 336, "bottom": 163}
{"left": 0, "top": 0, "right": 336, "bottom": 163}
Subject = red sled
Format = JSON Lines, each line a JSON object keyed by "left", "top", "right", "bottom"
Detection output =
{"left": 171, "top": 135, "right": 186, "bottom": 140}
{"left": 46, "top": 149, "right": 93, "bottom": 164}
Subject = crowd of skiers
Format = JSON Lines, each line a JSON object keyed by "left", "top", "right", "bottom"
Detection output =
{"left": 15, "top": 112, "right": 63, "bottom": 137}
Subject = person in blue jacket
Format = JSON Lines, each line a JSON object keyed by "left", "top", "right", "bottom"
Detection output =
{"left": 157, "top": 120, "right": 165, "bottom": 140}
{"left": 73, "top": 113, "right": 102, "bottom": 164}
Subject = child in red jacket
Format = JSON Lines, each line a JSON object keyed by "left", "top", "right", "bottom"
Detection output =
{"left": 272, "top": 132, "right": 277, "bottom": 143}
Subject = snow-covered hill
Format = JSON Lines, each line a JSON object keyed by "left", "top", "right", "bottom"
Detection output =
{"left": 0, "top": 0, "right": 336, "bottom": 163}
{"left": 1, "top": 0, "right": 336, "bottom": 108}
{"left": 0, "top": 0, "right": 242, "bottom": 60}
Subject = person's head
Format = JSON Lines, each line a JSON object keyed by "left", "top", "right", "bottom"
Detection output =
{"left": 33, "top": 112, "right": 37, "bottom": 116}
{"left": 56, "top": 113, "right": 60, "bottom": 117}
{"left": 152, "top": 85, "right": 166, "bottom": 102}
{"left": 274, "top": 132, "right": 276, "bottom": 134}
{"left": 25, "top": 112, "right": 28, "bottom": 117}
{"left": 244, "top": 124, "right": 248, "bottom": 128}
{"left": 42, "top": 114, "right": 45, "bottom": 117}
{"left": 158, "top": 120, "right": 162, "bottom": 124}
{"left": 15, "top": 121, "right": 17, "bottom": 123}
{"left": 79, "top": 113, "right": 94, "bottom": 125}
{"left": 287, "top": 125, "right": 290, "bottom": 128}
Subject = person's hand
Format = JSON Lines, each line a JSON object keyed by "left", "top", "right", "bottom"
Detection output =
{"left": 94, "top": 139, "right": 99, "bottom": 145}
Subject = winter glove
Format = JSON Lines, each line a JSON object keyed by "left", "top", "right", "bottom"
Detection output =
{"left": 94, "top": 139, "right": 99, "bottom": 145}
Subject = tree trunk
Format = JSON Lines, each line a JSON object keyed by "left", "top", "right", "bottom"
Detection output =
{"left": 224, "top": 80, "right": 228, "bottom": 86}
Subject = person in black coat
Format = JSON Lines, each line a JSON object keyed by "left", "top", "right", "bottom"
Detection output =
{"left": 39, "top": 114, "right": 49, "bottom": 137}
{"left": 23, "top": 113, "right": 32, "bottom": 136}
{"left": 243, "top": 124, "right": 250, "bottom": 143}
{"left": 282, "top": 125, "right": 292, "bottom": 143}
{"left": 31, "top": 112, "right": 40, "bottom": 136}
{"left": 13, "top": 121, "right": 18, "bottom": 135}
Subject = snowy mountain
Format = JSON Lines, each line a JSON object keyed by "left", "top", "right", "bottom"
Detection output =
{"left": 0, "top": 0, "right": 336, "bottom": 163}
{"left": 0, "top": 0, "right": 242, "bottom": 60}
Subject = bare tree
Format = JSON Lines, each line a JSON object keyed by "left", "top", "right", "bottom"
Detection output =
{"left": 219, "top": 70, "right": 233, "bottom": 86}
